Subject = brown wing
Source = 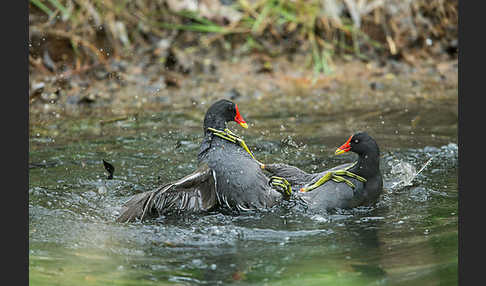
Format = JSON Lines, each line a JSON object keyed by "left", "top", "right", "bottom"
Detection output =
{"left": 116, "top": 163, "right": 218, "bottom": 223}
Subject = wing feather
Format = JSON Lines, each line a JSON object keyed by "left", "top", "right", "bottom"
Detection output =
{"left": 116, "top": 164, "right": 218, "bottom": 222}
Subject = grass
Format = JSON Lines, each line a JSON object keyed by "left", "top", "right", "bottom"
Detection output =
{"left": 29, "top": 0, "right": 457, "bottom": 75}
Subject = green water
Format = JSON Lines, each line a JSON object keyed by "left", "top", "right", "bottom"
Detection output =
{"left": 29, "top": 97, "right": 457, "bottom": 285}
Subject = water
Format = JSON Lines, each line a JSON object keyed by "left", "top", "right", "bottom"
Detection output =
{"left": 29, "top": 98, "right": 457, "bottom": 285}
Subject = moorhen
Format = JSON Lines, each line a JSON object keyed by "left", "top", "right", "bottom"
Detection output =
{"left": 263, "top": 132, "right": 383, "bottom": 211}
{"left": 116, "top": 99, "right": 291, "bottom": 222}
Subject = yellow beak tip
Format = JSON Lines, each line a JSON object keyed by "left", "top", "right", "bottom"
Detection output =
{"left": 240, "top": 122, "right": 248, "bottom": 129}
{"left": 335, "top": 149, "right": 345, "bottom": 155}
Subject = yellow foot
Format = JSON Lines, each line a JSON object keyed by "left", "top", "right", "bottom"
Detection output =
{"left": 269, "top": 176, "right": 292, "bottom": 198}
{"left": 300, "top": 170, "right": 367, "bottom": 193}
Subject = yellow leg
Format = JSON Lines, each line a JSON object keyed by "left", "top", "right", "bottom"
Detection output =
{"left": 300, "top": 169, "right": 366, "bottom": 193}
{"left": 269, "top": 176, "right": 292, "bottom": 197}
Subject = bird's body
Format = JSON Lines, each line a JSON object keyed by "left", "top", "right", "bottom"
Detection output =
{"left": 264, "top": 132, "right": 383, "bottom": 211}
{"left": 116, "top": 99, "right": 285, "bottom": 222}
{"left": 198, "top": 130, "right": 282, "bottom": 211}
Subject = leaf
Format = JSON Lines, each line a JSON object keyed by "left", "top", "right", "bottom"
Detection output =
{"left": 30, "top": 0, "right": 53, "bottom": 17}
{"left": 47, "top": 0, "right": 70, "bottom": 20}
{"left": 102, "top": 159, "right": 115, "bottom": 180}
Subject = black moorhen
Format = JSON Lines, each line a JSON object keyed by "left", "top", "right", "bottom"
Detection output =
{"left": 263, "top": 132, "right": 383, "bottom": 211}
{"left": 116, "top": 99, "right": 290, "bottom": 222}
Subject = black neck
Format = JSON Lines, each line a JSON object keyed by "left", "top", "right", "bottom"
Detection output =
{"left": 199, "top": 125, "right": 234, "bottom": 159}
{"left": 348, "top": 149, "right": 380, "bottom": 179}
{"left": 203, "top": 113, "right": 227, "bottom": 132}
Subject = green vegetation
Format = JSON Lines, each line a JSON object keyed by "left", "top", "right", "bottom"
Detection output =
{"left": 29, "top": 0, "right": 457, "bottom": 74}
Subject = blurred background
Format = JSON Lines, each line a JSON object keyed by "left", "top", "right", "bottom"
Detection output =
{"left": 29, "top": 0, "right": 457, "bottom": 116}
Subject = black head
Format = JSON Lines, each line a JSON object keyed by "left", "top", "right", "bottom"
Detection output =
{"left": 203, "top": 99, "right": 248, "bottom": 130}
{"left": 335, "top": 131, "right": 379, "bottom": 156}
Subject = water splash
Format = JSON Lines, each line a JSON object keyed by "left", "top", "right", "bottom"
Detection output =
{"left": 387, "top": 157, "right": 434, "bottom": 190}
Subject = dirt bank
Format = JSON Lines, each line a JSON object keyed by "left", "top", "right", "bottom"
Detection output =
{"left": 29, "top": 54, "right": 457, "bottom": 123}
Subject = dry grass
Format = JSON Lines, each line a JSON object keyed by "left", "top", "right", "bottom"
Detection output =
{"left": 29, "top": 0, "right": 457, "bottom": 75}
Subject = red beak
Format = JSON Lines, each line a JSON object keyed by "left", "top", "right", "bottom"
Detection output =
{"left": 234, "top": 104, "right": 248, "bottom": 128}
{"left": 335, "top": 135, "right": 352, "bottom": 155}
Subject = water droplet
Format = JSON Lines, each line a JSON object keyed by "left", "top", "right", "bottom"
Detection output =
{"left": 98, "top": 186, "right": 107, "bottom": 194}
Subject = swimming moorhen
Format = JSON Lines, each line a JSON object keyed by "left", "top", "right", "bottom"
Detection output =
{"left": 116, "top": 99, "right": 291, "bottom": 222}
{"left": 263, "top": 132, "right": 383, "bottom": 211}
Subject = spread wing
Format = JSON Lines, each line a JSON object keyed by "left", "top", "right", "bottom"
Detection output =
{"left": 116, "top": 163, "right": 218, "bottom": 223}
